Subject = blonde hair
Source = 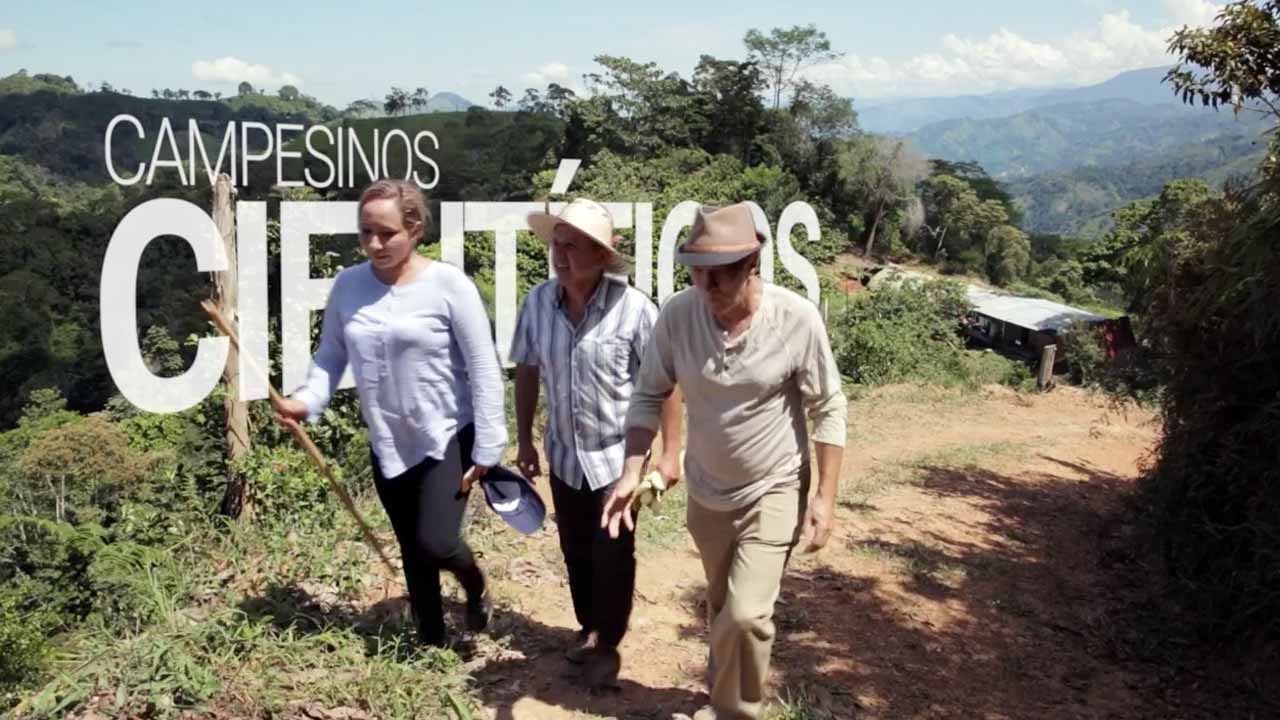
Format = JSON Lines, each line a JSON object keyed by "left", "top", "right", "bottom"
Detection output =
{"left": 357, "top": 180, "right": 432, "bottom": 243}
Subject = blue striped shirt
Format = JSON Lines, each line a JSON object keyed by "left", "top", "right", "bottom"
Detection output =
{"left": 510, "top": 276, "right": 658, "bottom": 491}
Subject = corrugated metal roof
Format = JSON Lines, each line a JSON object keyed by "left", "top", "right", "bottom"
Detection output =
{"left": 864, "top": 265, "right": 1112, "bottom": 333}
{"left": 966, "top": 287, "right": 1107, "bottom": 332}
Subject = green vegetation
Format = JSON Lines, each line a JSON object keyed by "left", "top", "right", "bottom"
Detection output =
{"left": 1008, "top": 133, "right": 1266, "bottom": 235}
{"left": 826, "top": 278, "right": 1034, "bottom": 392}
{"left": 0, "top": 70, "right": 83, "bottom": 96}
{"left": 1120, "top": 0, "right": 1280, "bottom": 643}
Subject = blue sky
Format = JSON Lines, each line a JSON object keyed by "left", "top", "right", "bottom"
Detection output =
{"left": 0, "top": 0, "right": 1223, "bottom": 106}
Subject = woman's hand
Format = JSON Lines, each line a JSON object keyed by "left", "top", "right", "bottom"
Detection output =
{"left": 271, "top": 397, "right": 309, "bottom": 430}
{"left": 461, "top": 465, "right": 490, "bottom": 494}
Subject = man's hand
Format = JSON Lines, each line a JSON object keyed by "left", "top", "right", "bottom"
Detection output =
{"left": 461, "top": 465, "right": 490, "bottom": 494}
{"left": 600, "top": 471, "right": 642, "bottom": 539}
{"left": 516, "top": 442, "right": 541, "bottom": 479}
{"left": 655, "top": 452, "right": 682, "bottom": 490}
{"left": 797, "top": 495, "right": 836, "bottom": 553}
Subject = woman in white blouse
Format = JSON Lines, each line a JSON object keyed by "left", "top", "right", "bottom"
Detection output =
{"left": 272, "top": 179, "right": 508, "bottom": 647}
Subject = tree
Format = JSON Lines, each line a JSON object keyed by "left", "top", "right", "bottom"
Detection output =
{"left": 545, "top": 83, "right": 576, "bottom": 116}
{"left": 176, "top": 89, "right": 189, "bottom": 100}
{"left": 1166, "top": 0, "right": 1280, "bottom": 119}
{"left": 193, "top": 90, "right": 212, "bottom": 101}
{"left": 692, "top": 55, "right": 767, "bottom": 163}
{"left": 489, "top": 84, "right": 512, "bottom": 109}
{"left": 384, "top": 86, "right": 410, "bottom": 116}
{"left": 213, "top": 91, "right": 222, "bottom": 101}
{"left": 518, "top": 87, "right": 547, "bottom": 113}
{"left": 411, "top": 86, "right": 431, "bottom": 113}
{"left": 928, "top": 159, "right": 1022, "bottom": 227}
{"left": 237, "top": 81, "right": 254, "bottom": 96}
{"left": 18, "top": 416, "right": 151, "bottom": 524}
{"left": 345, "top": 99, "right": 379, "bottom": 117}
{"left": 465, "top": 105, "right": 492, "bottom": 127}
{"left": 920, "top": 174, "right": 1008, "bottom": 265}
{"left": 569, "top": 55, "right": 708, "bottom": 157}
{"left": 838, "top": 135, "right": 928, "bottom": 256}
{"left": 984, "top": 225, "right": 1031, "bottom": 285}
{"left": 150, "top": 89, "right": 159, "bottom": 98}
{"left": 1082, "top": 179, "right": 1218, "bottom": 311}
{"left": 161, "top": 88, "right": 174, "bottom": 100}
{"left": 790, "top": 79, "right": 858, "bottom": 141}
{"left": 744, "top": 24, "right": 843, "bottom": 109}
{"left": 1166, "top": 0, "right": 1280, "bottom": 177}
{"left": 278, "top": 84, "right": 300, "bottom": 101}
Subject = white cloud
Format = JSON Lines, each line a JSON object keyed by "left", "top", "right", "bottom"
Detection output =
{"left": 524, "top": 61, "right": 571, "bottom": 87}
{"left": 191, "top": 56, "right": 302, "bottom": 88}
{"left": 1165, "top": 0, "right": 1220, "bottom": 27}
{"left": 0, "top": 29, "right": 17, "bottom": 52}
{"left": 806, "top": 2, "right": 1226, "bottom": 98}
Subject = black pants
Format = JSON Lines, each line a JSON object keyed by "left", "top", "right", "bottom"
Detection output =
{"left": 371, "top": 424, "right": 484, "bottom": 645}
{"left": 550, "top": 474, "right": 636, "bottom": 649}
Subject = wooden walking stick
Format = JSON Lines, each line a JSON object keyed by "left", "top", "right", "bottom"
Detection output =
{"left": 199, "top": 299, "right": 398, "bottom": 576}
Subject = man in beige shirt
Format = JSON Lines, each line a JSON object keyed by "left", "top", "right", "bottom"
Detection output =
{"left": 602, "top": 203, "right": 847, "bottom": 720}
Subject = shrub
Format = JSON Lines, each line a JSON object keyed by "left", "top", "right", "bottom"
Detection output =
{"left": 1060, "top": 319, "right": 1109, "bottom": 387}
{"left": 827, "top": 279, "right": 971, "bottom": 386}
{"left": 234, "top": 445, "right": 334, "bottom": 528}
{"left": 0, "top": 588, "right": 56, "bottom": 704}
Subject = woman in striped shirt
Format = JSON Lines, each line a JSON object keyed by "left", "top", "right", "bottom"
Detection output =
{"left": 272, "top": 179, "right": 508, "bottom": 647}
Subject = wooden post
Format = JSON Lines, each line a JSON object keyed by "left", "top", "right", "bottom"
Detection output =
{"left": 1038, "top": 343, "right": 1057, "bottom": 392}
{"left": 212, "top": 174, "right": 253, "bottom": 518}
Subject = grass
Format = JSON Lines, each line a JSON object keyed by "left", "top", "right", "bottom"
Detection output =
{"left": 10, "top": 492, "right": 483, "bottom": 719}
{"left": 840, "top": 440, "right": 1027, "bottom": 509}
{"left": 636, "top": 481, "right": 691, "bottom": 550}
{"left": 849, "top": 539, "right": 970, "bottom": 588}
{"left": 34, "top": 611, "right": 472, "bottom": 719}
{"left": 763, "top": 685, "right": 830, "bottom": 720}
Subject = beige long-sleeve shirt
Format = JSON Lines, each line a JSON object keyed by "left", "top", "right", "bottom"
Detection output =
{"left": 625, "top": 283, "right": 848, "bottom": 511}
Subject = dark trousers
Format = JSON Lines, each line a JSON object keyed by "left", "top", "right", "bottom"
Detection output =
{"left": 549, "top": 474, "right": 636, "bottom": 648}
{"left": 371, "top": 424, "right": 484, "bottom": 645}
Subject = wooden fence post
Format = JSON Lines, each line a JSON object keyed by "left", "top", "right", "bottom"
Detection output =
{"left": 1038, "top": 344, "right": 1057, "bottom": 392}
{"left": 212, "top": 174, "right": 252, "bottom": 518}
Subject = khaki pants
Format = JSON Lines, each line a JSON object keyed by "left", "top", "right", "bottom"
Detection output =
{"left": 686, "top": 476, "right": 807, "bottom": 720}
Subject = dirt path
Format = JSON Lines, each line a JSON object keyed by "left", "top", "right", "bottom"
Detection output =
{"left": 430, "top": 385, "right": 1241, "bottom": 719}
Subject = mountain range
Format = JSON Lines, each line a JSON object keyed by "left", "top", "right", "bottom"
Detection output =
{"left": 858, "top": 67, "right": 1187, "bottom": 134}
{"left": 864, "top": 67, "right": 1273, "bottom": 235}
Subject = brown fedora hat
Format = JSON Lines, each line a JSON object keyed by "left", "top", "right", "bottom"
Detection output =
{"left": 674, "top": 203, "right": 764, "bottom": 267}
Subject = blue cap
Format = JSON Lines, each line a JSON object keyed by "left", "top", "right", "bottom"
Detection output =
{"left": 480, "top": 466, "right": 546, "bottom": 535}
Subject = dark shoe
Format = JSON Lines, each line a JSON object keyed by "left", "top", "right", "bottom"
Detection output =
{"left": 465, "top": 591, "right": 492, "bottom": 632}
{"left": 582, "top": 645, "right": 621, "bottom": 689}
{"left": 416, "top": 627, "right": 448, "bottom": 649}
{"left": 565, "top": 630, "right": 598, "bottom": 664}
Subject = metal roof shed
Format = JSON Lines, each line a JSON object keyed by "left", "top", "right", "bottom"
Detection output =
{"left": 965, "top": 288, "right": 1108, "bottom": 333}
